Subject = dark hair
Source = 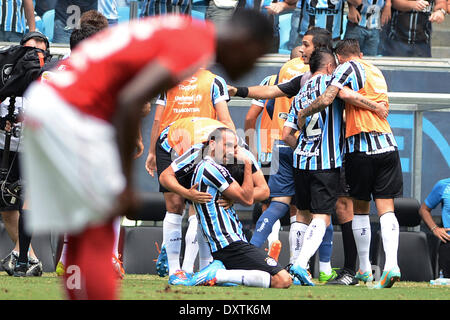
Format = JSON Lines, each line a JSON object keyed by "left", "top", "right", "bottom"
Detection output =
{"left": 79, "top": 10, "right": 108, "bottom": 31}
{"left": 20, "top": 31, "right": 49, "bottom": 50}
{"left": 309, "top": 47, "right": 336, "bottom": 74}
{"left": 334, "top": 38, "right": 361, "bottom": 57}
{"left": 207, "top": 127, "right": 235, "bottom": 143}
{"left": 225, "top": 163, "right": 244, "bottom": 185}
{"left": 304, "top": 27, "right": 332, "bottom": 51}
{"left": 70, "top": 25, "right": 102, "bottom": 50}
{"left": 229, "top": 8, "right": 274, "bottom": 46}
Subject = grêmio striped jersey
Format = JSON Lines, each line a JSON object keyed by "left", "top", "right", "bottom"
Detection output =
{"left": 285, "top": 73, "right": 345, "bottom": 170}
{"left": 330, "top": 58, "right": 398, "bottom": 154}
{"left": 191, "top": 156, "right": 247, "bottom": 253}
{"left": 1, "top": 0, "right": 27, "bottom": 34}
{"left": 298, "top": 0, "right": 346, "bottom": 40}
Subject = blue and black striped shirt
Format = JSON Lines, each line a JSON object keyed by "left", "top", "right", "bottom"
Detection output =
{"left": 191, "top": 156, "right": 247, "bottom": 253}
{"left": 285, "top": 73, "right": 345, "bottom": 170}
{"left": 1, "top": 0, "right": 26, "bottom": 34}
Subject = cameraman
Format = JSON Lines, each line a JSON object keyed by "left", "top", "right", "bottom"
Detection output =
{"left": 0, "top": 31, "right": 49, "bottom": 277}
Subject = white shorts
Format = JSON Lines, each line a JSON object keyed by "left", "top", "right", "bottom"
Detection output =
{"left": 22, "top": 83, "right": 125, "bottom": 235}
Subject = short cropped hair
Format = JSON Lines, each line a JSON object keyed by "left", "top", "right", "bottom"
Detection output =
{"left": 309, "top": 47, "right": 336, "bottom": 74}
{"left": 79, "top": 10, "right": 108, "bottom": 31}
{"left": 334, "top": 39, "right": 361, "bottom": 57}
{"left": 70, "top": 25, "right": 102, "bottom": 50}
{"left": 304, "top": 27, "right": 332, "bottom": 51}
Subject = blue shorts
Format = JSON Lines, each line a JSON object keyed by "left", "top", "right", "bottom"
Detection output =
{"left": 267, "top": 140, "right": 295, "bottom": 197}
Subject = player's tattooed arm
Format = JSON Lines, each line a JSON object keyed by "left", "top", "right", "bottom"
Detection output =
{"left": 338, "top": 87, "right": 389, "bottom": 119}
{"left": 297, "top": 85, "right": 339, "bottom": 127}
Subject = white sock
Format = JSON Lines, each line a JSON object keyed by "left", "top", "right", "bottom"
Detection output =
{"left": 59, "top": 233, "right": 68, "bottom": 265}
{"left": 296, "top": 218, "right": 327, "bottom": 269}
{"left": 112, "top": 217, "right": 121, "bottom": 258}
{"left": 197, "top": 222, "right": 213, "bottom": 270}
{"left": 163, "top": 212, "right": 182, "bottom": 275}
{"left": 216, "top": 269, "right": 271, "bottom": 288}
{"left": 352, "top": 214, "right": 372, "bottom": 273}
{"left": 182, "top": 215, "right": 199, "bottom": 273}
{"left": 379, "top": 212, "right": 399, "bottom": 271}
{"left": 267, "top": 219, "right": 281, "bottom": 248}
{"left": 289, "top": 222, "right": 308, "bottom": 264}
{"left": 319, "top": 261, "right": 332, "bottom": 275}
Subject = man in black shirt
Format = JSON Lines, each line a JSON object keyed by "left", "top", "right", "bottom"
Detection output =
{"left": 52, "top": 0, "right": 98, "bottom": 44}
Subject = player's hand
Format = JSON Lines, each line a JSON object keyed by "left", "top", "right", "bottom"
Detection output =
{"left": 235, "top": 146, "right": 252, "bottom": 165}
{"left": 186, "top": 183, "right": 213, "bottom": 204}
{"left": 145, "top": 152, "right": 156, "bottom": 177}
{"left": 433, "top": 227, "right": 450, "bottom": 243}
{"left": 134, "top": 139, "right": 144, "bottom": 159}
{"left": 429, "top": 9, "right": 445, "bottom": 24}
{"left": 227, "top": 85, "right": 237, "bottom": 97}
{"left": 265, "top": 2, "right": 287, "bottom": 15}
{"left": 217, "top": 196, "right": 234, "bottom": 209}
{"left": 375, "top": 102, "right": 389, "bottom": 119}
{"left": 347, "top": 6, "right": 361, "bottom": 23}
{"left": 412, "top": 0, "right": 429, "bottom": 12}
{"left": 381, "top": 4, "right": 392, "bottom": 26}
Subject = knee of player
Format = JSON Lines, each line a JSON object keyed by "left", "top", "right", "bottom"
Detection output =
{"left": 270, "top": 270, "right": 292, "bottom": 288}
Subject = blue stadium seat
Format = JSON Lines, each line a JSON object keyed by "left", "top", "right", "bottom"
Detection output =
{"left": 42, "top": 9, "right": 54, "bottom": 43}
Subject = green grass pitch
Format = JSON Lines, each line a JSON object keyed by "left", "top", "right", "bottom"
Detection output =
{"left": 0, "top": 272, "right": 449, "bottom": 300}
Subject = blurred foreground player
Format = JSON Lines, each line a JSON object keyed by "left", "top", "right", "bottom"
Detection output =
{"left": 22, "top": 11, "right": 273, "bottom": 300}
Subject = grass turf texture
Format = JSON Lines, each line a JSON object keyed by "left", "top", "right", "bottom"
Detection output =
{"left": 0, "top": 272, "right": 449, "bottom": 300}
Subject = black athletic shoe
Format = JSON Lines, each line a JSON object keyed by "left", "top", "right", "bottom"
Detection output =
{"left": 13, "top": 262, "right": 28, "bottom": 277}
{"left": 26, "top": 258, "right": 43, "bottom": 277}
{"left": 1, "top": 251, "right": 18, "bottom": 276}
{"left": 326, "top": 268, "right": 358, "bottom": 286}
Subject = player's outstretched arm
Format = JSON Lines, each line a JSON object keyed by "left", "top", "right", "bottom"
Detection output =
{"left": 229, "top": 84, "right": 286, "bottom": 100}
{"left": 282, "top": 126, "right": 298, "bottom": 149}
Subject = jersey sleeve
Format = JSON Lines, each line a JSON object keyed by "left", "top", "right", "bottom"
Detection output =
{"left": 285, "top": 97, "right": 300, "bottom": 130}
{"left": 203, "top": 160, "right": 234, "bottom": 193}
{"left": 171, "top": 145, "right": 203, "bottom": 180}
{"left": 330, "top": 61, "right": 364, "bottom": 91}
{"left": 211, "top": 75, "right": 229, "bottom": 105}
{"left": 425, "top": 180, "right": 445, "bottom": 210}
{"left": 277, "top": 74, "right": 303, "bottom": 98}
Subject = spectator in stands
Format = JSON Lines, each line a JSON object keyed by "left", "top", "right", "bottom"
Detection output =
{"left": 246, "top": 0, "right": 296, "bottom": 53}
{"left": 204, "top": 0, "right": 238, "bottom": 25}
{"left": 0, "top": 0, "right": 36, "bottom": 42}
{"left": 140, "top": 0, "right": 191, "bottom": 17}
{"left": 79, "top": 9, "right": 109, "bottom": 31}
{"left": 34, "top": 0, "right": 56, "bottom": 17}
{"left": 283, "top": 0, "right": 362, "bottom": 50}
{"left": 52, "top": 0, "right": 97, "bottom": 44}
{"left": 380, "top": 0, "right": 447, "bottom": 57}
{"left": 344, "top": 0, "right": 392, "bottom": 56}
{"left": 99, "top": 0, "right": 119, "bottom": 26}
{"left": 419, "top": 178, "right": 450, "bottom": 278}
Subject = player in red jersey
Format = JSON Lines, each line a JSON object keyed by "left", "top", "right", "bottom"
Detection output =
{"left": 21, "top": 10, "right": 273, "bottom": 300}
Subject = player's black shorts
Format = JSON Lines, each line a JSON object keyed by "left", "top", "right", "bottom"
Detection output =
{"left": 0, "top": 149, "right": 21, "bottom": 211}
{"left": 345, "top": 150, "right": 403, "bottom": 201}
{"left": 294, "top": 168, "right": 340, "bottom": 214}
{"left": 212, "top": 241, "right": 284, "bottom": 276}
{"left": 336, "top": 161, "right": 350, "bottom": 198}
